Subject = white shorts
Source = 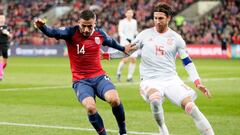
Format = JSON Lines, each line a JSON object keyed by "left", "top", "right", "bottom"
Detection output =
{"left": 140, "top": 76, "right": 197, "bottom": 107}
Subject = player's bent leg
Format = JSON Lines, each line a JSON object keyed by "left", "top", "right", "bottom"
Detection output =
{"left": 182, "top": 97, "right": 214, "bottom": 135}
{"left": 82, "top": 97, "right": 107, "bottom": 135}
{"left": 147, "top": 88, "right": 169, "bottom": 135}
{"left": 104, "top": 90, "right": 126, "bottom": 135}
{"left": 127, "top": 57, "right": 136, "bottom": 82}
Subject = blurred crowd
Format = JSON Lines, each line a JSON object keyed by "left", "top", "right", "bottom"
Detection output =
{"left": 0, "top": 0, "right": 72, "bottom": 46}
{"left": 174, "top": 0, "right": 240, "bottom": 45}
{"left": 0, "top": 0, "right": 239, "bottom": 46}
{"left": 55, "top": 0, "right": 196, "bottom": 39}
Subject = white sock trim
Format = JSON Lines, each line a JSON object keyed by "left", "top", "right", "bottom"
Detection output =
{"left": 150, "top": 101, "right": 169, "bottom": 135}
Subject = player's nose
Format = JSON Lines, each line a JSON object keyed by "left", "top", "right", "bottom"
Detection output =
{"left": 84, "top": 27, "right": 90, "bottom": 32}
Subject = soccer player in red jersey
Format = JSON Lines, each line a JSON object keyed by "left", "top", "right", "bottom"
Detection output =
{"left": 34, "top": 10, "right": 134, "bottom": 135}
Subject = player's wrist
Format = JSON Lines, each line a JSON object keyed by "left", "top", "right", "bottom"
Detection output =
{"left": 194, "top": 79, "right": 201, "bottom": 87}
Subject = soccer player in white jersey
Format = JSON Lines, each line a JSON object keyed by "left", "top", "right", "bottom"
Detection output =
{"left": 131, "top": 3, "right": 214, "bottom": 135}
{"left": 116, "top": 8, "right": 139, "bottom": 82}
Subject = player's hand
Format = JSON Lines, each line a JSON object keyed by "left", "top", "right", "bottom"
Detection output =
{"left": 196, "top": 83, "right": 212, "bottom": 98}
{"left": 124, "top": 44, "right": 137, "bottom": 55}
{"left": 34, "top": 18, "right": 46, "bottom": 28}
{"left": 194, "top": 79, "right": 212, "bottom": 98}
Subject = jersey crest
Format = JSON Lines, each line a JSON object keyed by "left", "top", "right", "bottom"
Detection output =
{"left": 95, "top": 37, "right": 100, "bottom": 45}
{"left": 167, "top": 38, "right": 173, "bottom": 45}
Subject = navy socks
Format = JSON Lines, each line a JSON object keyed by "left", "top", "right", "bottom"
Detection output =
{"left": 112, "top": 103, "right": 126, "bottom": 134}
{"left": 88, "top": 112, "right": 107, "bottom": 135}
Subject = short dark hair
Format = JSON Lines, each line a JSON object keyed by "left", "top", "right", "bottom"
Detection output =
{"left": 79, "top": 10, "right": 96, "bottom": 20}
{"left": 153, "top": 3, "right": 173, "bottom": 17}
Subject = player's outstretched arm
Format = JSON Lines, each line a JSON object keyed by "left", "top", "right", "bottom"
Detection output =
{"left": 34, "top": 18, "right": 72, "bottom": 39}
{"left": 177, "top": 36, "right": 212, "bottom": 99}
{"left": 181, "top": 56, "right": 212, "bottom": 98}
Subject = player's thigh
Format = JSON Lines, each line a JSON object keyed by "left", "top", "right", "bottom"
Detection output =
{"left": 2, "top": 47, "right": 8, "bottom": 59}
{"left": 95, "top": 75, "right": 116, "bottom": 101}
{"left": 72, "top": 81, "right": 95, "bottom": 103}
{"left": 165, "top": 82, "right": 197, "bottom": 107}
{"left": 140, "top": 79, "right": 164, "bottom": 103}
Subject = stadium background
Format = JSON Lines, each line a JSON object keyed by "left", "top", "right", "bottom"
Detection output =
{"left": 0, "top": 0, "right": 240, "bottom": 135}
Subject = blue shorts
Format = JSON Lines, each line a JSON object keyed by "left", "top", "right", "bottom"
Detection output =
{"left": 72, "top": 75, "right": 115, "bottom": 103}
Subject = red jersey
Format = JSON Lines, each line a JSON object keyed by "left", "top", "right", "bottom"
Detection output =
{"left": 39, "top": 25, "right": 125, "bottom": 81}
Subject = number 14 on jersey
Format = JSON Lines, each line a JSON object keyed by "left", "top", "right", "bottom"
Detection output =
{"left": 76, "top": 44, "right": 85, "bottom": 54}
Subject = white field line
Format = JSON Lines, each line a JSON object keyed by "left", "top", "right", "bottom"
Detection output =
{"left": 0, "top": 86, "right": 69, "bottom": 92}
{"left": 0, "top": 77, "right": 239, "bottom": 92}
{"left": 0, "top": 121, "right": 159, "bottom": 135}
{"left": 0, "top": 82, "right": 138, "bottom": 92}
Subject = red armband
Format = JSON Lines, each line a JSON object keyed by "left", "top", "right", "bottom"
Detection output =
{"left": 102, "top": 52, "right": 110, "bottom": 60}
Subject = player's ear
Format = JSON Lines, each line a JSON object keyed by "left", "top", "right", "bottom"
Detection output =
{"left": 167, "top": 16, "right": 171, "bottom": 23}
{"left": 77, "top": 19, "right": 82, "bottom": 27}
{"left": 93, "top": 19, "right": 96, "bottom": 27}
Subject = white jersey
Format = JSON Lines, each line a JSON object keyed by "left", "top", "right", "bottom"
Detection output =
{"left": 133, "top": 27, "right": 189, "bottom": 81}
{"left": 118, "top": 18, "right": 138, "bottom": 46}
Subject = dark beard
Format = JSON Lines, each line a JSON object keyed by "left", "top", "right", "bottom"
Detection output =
{"left": 157, "top": 25, "right": 167, "bottom": 33}
{"left": 155, "top": 25, "right": 168, "bottom": 33}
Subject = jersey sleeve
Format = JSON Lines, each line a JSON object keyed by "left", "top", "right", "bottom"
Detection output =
{"left": 39, "top": 25, "right": 75, "bottom": 40}
{"left": 98, "top": 28, "right": 125, "bottom": 52}
{"left": 176, "top": 35, "right": 189, "bottom": 59}
{"left": 132, "top": 30, "right": 145, "bottom": 49}
{"left": 176, "top": 35, "right": 200, "bottom": 83}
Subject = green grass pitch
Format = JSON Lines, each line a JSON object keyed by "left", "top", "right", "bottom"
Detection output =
{"left": 0, "top": 57, "right": 240, "bottom": 135}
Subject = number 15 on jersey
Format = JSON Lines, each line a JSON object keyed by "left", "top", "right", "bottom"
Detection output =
{"left": 155, "top": 45, "right": 165, "bottom": 56}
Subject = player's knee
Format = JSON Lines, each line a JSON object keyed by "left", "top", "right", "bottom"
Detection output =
{"left": 3, "top": 59, "right": 7, "bottom": 62}
{"left": 147, "top": 89, "right": 162, "bottom": 103}
{"left": 105, "top": 90, "right": 120, "bottom": 107}
{"left": 182, "top": 96, "right": 193, "bottom": 107}
{"left": 108, "top": 96, "right": 120, "bottom": 107}
{"left": 85, "top": 104, "right": 97, "bottom": 114}
{"left": 184, "top": 101, "right": 196, "bottom": 114}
